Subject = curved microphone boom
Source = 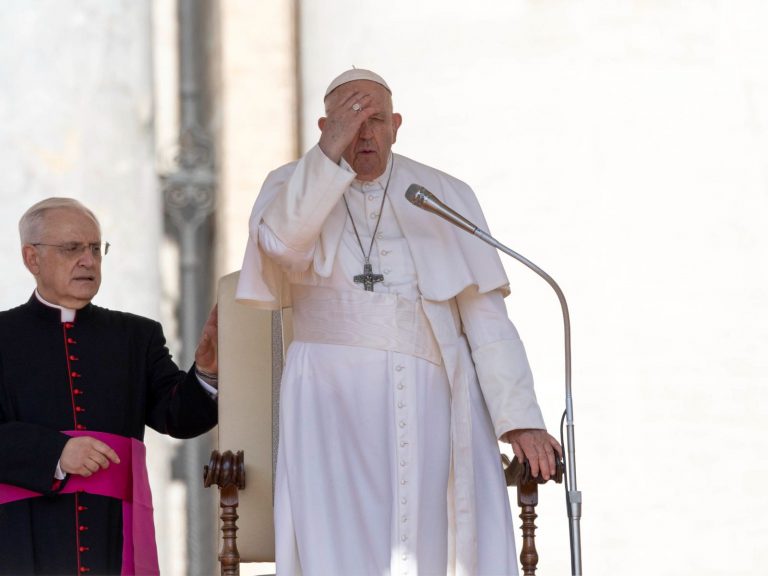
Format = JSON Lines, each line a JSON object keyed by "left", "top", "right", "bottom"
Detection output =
{"left": 405, "top": 183, "right": 583, "bottom": 576}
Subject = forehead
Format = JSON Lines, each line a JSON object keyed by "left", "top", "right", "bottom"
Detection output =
{"left": 326, "top": 80, "right": 393, "bottom": 111}
{"left": 43, "top": 208, "right": 100, "bottom": 239}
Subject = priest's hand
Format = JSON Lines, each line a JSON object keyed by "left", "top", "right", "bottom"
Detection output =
{"left": 318, "top": 89, "right": 374, "bottom": 163}
{"left": 60, "top": 436, "right": 120, "bottom": 478}
{"left": 502, "top": 428, "right": 563, "bottom": 481}
{"left": 194, "top": 304, "right": 218, "bottom": 377}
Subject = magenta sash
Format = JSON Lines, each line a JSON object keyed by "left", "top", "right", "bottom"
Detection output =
{"left": 0, "top": 431, "right": 159, "bottom": 576}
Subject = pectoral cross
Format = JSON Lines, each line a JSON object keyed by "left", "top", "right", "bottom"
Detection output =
{"left": 354, "top": 261, "right": 384, "bottom": 292}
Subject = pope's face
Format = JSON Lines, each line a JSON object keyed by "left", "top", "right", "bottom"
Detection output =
{"left": 23, "top": 208, "right": 103, "bottom": 309}
{"left": 329, "top": 80, "right": 402, "bottom": 181}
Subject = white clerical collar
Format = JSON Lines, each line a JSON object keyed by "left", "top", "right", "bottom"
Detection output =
{"left": 35, "top": 290, "right": 76, "bottom": 323}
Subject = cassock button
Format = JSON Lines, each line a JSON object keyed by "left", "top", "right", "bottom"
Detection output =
{"left": 78, "top": 505, "right": 88, "bottom": 511}
{"left": 76, "top": 424, "right": 87, "bottom": 430}
{"left": 80, "top": 567, "right": 90, "bottom": 573}
{"left": 65, "top": 323, "right": 74, "bottom": 329}
{"left": 79, "top": 546, "right": 90, "bottom": 552}
{"left": 73, "top": 389, "right": 83, "bottom": 395}
{"left": 67, "top": 338, "right": 77, "bottom": 344}
{"left": 69, "top": 355, "right": 79, "bottom": 361}
{"left": 75, "top": 406, "right": 85, "bottom": 413}
{"left": 71, "top": 371, "right": 80, "bottom": 378}
{"left": 79, "top": 525, "right": 88, "bottom": 532}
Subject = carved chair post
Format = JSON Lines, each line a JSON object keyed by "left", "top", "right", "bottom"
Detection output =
{"left": 204, "top": 450, "right": 246, "bottom": 576}
{"left": 503, "top": 454, "right": 564, "bottom": 575}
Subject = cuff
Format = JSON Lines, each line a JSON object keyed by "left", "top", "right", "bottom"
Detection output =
{"left": 195, "top": 369, "right": 219, "bottom": 399}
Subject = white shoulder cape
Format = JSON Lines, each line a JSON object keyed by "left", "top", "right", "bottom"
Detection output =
{"left": 236, "top": 146, "right": 510, "bottom": 308}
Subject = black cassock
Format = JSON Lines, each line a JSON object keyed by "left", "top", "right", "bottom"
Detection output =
{"left": 0, "top": 295, "right": 218, "bottom": 575}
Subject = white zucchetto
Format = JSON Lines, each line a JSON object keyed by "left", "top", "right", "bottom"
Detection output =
{"left": 324, "top": 68, "right": 392, "bottom": 98}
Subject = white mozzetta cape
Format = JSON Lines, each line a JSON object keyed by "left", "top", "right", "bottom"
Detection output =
{"left": 237, "top": 145, "right": 512, "bottom": 308}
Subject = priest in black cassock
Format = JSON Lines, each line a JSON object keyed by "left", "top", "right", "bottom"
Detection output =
{"left": 0, "top": 197, "right": 219, "bottom": 575}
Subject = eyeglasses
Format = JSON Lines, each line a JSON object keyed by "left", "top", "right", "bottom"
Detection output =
{"left": 32, "top": 241, "right": 111, "bottom": 259}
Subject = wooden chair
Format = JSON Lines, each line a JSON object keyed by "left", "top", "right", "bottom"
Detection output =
{"left": 502, "top": 454, "right": 564, "bottom": 575}
{"left": 205, "top": 271, "right": 562, "bottom": 575}
{"left": 205, "top": 272, "right": 284, "bottom": 574}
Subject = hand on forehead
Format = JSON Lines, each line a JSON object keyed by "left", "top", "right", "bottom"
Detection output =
{"left": 326, "top": 80, "right": 392, "bottom": 113}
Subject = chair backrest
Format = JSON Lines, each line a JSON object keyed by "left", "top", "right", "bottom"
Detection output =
{"left": 217, "top": 271, "right": 292, "bottom": 562}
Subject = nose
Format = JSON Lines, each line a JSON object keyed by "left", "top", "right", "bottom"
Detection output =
{"left": 77, "top": 248, "right": 97, "bottom": 267}
{"left": 358, "top": 120, "right": 374, "bottom": 139}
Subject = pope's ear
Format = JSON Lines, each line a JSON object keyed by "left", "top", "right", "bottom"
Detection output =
{"left": 318, "top": 117, "right": 327, "bottom": 131}
{"left": 22, "top": 244, "right": 40, "bottom": 275}
{"left": 392, "top": 113, "right": 403, "bottom": 143}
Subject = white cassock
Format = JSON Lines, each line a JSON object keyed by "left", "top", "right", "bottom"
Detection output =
{"left": 237, "top": 146, "right": 547, "bottom": 576}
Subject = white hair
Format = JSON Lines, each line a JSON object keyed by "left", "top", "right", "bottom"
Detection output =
{"left": 19, "top": 197, "right": 101, "bottom": 244}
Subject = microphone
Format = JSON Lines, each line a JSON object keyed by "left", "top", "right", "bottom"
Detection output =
{"left": 405, "top": 182, "right": 583, "bottom": 576}
{"left": 405, "top": 184, "right": 478, "bottom": 235}
{"left": 405, "top": 183, "right": 513, "bottom": 250}
{"left": 405, "top": 182, "right": 550, "bottom": 270}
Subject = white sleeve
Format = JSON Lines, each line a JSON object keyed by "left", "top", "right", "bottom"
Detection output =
{"left": 195, "top": 373, "right": 219, "bottom": 399}
{"left": 456, "top": 286, "right": 546, "bottom": 437}
{"left": 256, "top": 145, "right": 356, "bottom": 273}
{"left": 258, "top": 221, "right": 316, "bottom": 272}
{"left": 261, "top": 145, "right": 356, "bottom": 253}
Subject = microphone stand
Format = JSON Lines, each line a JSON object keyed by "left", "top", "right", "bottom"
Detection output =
{"left": 472, "top": 227, "right": 582, "bottom": 576}
{"left": 405, "top": 185, "right": 582, "bottom": 574}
